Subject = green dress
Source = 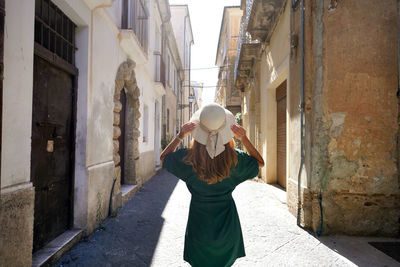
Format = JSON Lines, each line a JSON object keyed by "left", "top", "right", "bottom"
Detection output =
{"left": 163, "top": 148, "right": 259, "bottom": 267}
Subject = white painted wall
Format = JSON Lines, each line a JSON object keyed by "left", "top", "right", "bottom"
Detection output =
{"left": 1, "top": 0, "right": 35, "bottom": 189}
{"left": 258, "top": 4, "right": 290, "bottom": 183}
{"left": 1, "top": 0, "right": 165, "bottom": 232}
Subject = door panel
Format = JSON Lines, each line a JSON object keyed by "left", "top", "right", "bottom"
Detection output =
{"left": 31, "top": 55, "right": 74, "bottom": 252}
{"left": 276, "top": 81, "right": 287, "bottom": 188}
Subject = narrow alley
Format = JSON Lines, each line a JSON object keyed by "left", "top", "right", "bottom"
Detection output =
{"left": 55, "top": 170, "right": 399, "bottom": 267}
{"left": 1, "top": 0, "right": 400, "bottom": 266}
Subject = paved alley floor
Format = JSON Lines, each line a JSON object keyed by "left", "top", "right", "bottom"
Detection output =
{"left": 56, "top": 170, "right": 400, "bottom": 267}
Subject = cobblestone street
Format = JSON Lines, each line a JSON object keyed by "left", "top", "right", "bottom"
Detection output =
{"left": 56, "top": 170, "right": 399, "bottom": 267}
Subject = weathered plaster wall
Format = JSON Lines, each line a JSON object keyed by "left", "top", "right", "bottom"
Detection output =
{"left": 86, "top": 161, "right": 114, "bottom": 234}
{"left": 317, "top": 0, "right": 399, "bottom": 235}
{"left": 138, "top": 150, "right": 156, "bottom": 185}
{"left": 0, "top": 187, "right": 34, "bottom": 267}
{"left": 289, "top": 0, "right": 400, "bottom": 235}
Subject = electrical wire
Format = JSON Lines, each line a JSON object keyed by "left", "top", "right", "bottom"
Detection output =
{"left": 179, "top": 64, "right": 233, "bottom": 71}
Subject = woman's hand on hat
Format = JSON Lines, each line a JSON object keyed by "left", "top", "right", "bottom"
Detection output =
{"left": 231, "top": 124, "right": 246, "bottom": 140}
{"left": 178, "top": 122, "right": 197, "bottom": 139}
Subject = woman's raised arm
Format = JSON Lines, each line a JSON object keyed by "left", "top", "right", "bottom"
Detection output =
{"left": 231, "top": 124, "right": 265, "bottom": 167}
{"left": 160, "top": 122, "right": 197, "bottom": 161}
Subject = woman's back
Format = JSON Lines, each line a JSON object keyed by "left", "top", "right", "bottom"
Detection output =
{"left": 163, "top": 148, "right": 259, "bottom": 267}
{"left": 160, "top": 103, "right": 264, "bottom": 267}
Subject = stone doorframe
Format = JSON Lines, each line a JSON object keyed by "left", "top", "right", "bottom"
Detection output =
{"left": 113, "top": 59, "right": 141, "bottom": 186}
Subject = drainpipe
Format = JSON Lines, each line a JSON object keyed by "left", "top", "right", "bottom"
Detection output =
{"left": 296, "top": 0, "right": 305, "bottom": 227}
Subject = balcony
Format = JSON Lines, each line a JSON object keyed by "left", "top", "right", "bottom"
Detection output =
{"left": 234, "top": 0, "right": 286, "bottom": 91}
{"left": 247, "top": 0, "right": 286, "bottom": 42}
{"left": 83, "top": 0, "right": 113, "bottom": 10}
{"left": 120, "top": 0, "right": 149, "bottom": 65}
{"left": 234, "top": 0, "right": 260, "bottom": 92}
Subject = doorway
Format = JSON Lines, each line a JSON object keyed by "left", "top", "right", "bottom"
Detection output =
{"left": 118, "top": 89, "right": 127, "bottom": 184}
{"left": 31, "top": 0, "right": 77, "bottom": 252}
{"left": 155, "top": 101, "right": 161, "bottom": 167}
{"left": 31, "top": 55, "right": 75, "bottom": 252}
{"left": 276, "top": 80, "right": 287, "bottom": 188}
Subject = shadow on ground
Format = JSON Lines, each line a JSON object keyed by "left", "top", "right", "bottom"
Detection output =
{"left": 55, "top": 171, "right": 179, "bottom": 267}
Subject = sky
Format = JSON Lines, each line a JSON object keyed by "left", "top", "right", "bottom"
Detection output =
{"left": 169, "top": 0, "right": 241, "bottom": 106}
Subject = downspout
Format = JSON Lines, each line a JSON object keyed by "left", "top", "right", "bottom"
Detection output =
{"left": 297, "top": 0, "right": 305, "bottom": 227}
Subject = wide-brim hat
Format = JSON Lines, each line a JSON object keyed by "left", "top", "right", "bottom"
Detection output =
{"left": 190, "top": 103, "right": 236, "bottom": 158}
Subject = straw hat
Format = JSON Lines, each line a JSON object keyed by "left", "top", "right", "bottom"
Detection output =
{"left": 190, "top": 103, "right": 236, "bottom": 158}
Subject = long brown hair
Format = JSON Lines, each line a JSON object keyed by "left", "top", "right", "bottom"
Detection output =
{"left": 183, "top": 139, "right": 238, "bottom": 184}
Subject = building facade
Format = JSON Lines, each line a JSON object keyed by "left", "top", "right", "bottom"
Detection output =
{"left": 215, "top": 6, "right": 242, "bottom": 116}
{"left": 170, "top": 5, "right": 194, "bottom": 147}
{"left": 234, "top": 0, "right": 400, "bottom": 236}
{"left": 0, "top": 0, "right": 187, "bottom": 265}
{"left": 191, "top": 81, "right": 203, "bottom": 112}
{"left": 158, "top": 1, "right": 185, "bottom": 147}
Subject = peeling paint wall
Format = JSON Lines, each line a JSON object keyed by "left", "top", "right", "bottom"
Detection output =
{"left": 289, "top": 0, "right": 400, "bottom": 235}
{"left": 318, "top": 0, "right": 399, "bottom": 235}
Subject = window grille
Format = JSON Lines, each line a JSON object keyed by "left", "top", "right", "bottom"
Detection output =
{"left": 34, "top": 0, "right": 76, "bottom": 65}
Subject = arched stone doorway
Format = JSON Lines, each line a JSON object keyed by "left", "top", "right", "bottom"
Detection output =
{"left": 113, "top": 59, "right": 141, "bottom": 188}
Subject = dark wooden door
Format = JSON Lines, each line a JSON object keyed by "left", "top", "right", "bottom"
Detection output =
{"left": 276, "top": 80, "right": 287, "bottom": 189}
{"left": 0, "top": 0, "right": 4, "bottom": 187}
{"left": 31, "top": 55, "right": 74, "bottom": 252}
{"left": 118, "top": 89, "right": 127, "bottom": 184}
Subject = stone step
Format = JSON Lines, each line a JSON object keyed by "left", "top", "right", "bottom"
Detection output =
{"left": 121, "top": 184, "right": 139, "bottom": 205}
{"left": 32, "top": 229, "right": 83, "bottom": 267}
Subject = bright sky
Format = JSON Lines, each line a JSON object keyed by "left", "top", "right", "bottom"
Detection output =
{"left": 169, "top": 0, "right": 240, "bottom": 106}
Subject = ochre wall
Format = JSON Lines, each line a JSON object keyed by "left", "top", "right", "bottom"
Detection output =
{"left": 289, "top": 0, "right": 400, "bottom": 235}
{"left": 318, "top": 0, "right": 399, "bottom": 235}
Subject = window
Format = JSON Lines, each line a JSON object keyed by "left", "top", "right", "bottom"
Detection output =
{"left": 167, "top": 109, "right": 170, "bottom": 133}
{"left": 167, "top": 54, "right": 171, "bottom": 86}
{"left": 174, "top": 68, "right": 177, "bottom": 94}
{"left": 143, "top": 105, "right": 149, "bottom": 142}
{"left": 121, "top": 0, "right": 148, "bottom": 52}
{"left": 35, "top": 0, "right": 76, "bottom": 65}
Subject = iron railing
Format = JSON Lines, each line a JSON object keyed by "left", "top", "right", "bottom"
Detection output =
{"left": 122, "top": 0, "right": 149, "bottom": 53}
{"left": 234, "top": 0, "right": 259, "bottom": 84}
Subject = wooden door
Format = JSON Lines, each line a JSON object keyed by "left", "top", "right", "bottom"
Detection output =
{"left": 0, "top": 0, "right": 4, "bottom": 185}
{"left": 276, "top": 80, "right": 287, "bottom": 188}
{"left": 118, "top": 89, "right": 127, "bottom": 184}
{"left": 31, "top": 55, "right": 74, "bottom": 252}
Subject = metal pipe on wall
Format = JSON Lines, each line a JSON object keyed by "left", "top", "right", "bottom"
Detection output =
{"left": 296, "top": 0, "right": 305, "bottom": 227}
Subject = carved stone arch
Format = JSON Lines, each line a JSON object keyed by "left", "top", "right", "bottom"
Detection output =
{"left": 113, "top": 59, "right": 141, "bottom": 186}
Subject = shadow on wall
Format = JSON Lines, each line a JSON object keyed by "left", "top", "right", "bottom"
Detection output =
{"left": 54, "top": 171, "right": 179, "bottom": 266}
